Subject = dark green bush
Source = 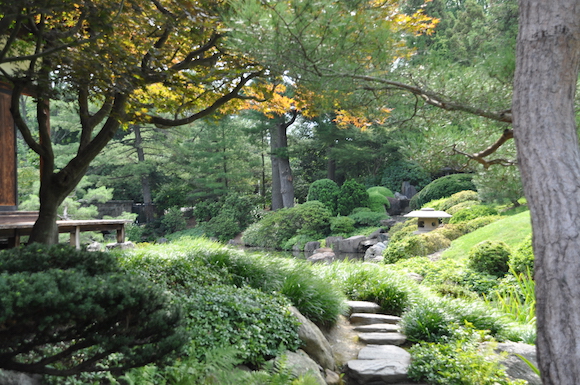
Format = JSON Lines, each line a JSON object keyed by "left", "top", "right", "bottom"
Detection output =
{"left": 330, "top": 216, "right": 356, "bottom": 234}
{"left": 183, "top": 285, "right": 301, "bottom": 365}
{"left": 0, "top": 244, "right": 186, "bottom": 376}
{"left": 468, "top": 241, "right": 511, "bottom": 277}
{"left": 380, "top": 159, "right": 431, "bottom": 193}
{"left": 368, "top": 190, "right": 390, "bottom": 213}
{"left": 204, "top": 212, "right": 241, "bottom": 242}
{"left": 367, "top": 186, "right": 395, "bottom": 198}
{"left": 509, "top": 235, "right": 534, "bottom": 276}
{"left": 410, "top": 174, "right": 476, "bottom": 209}
{"left": 161, "top": 206, "right": 187, "bottom": 233}
{"left": 307, "top": 178, "right": 340, "bottom": 215}
{"left": 337, "top": 179, "right": 369, "bottom": 216}
{"left": 449, "top": 204, "right": 498, "bottom": 224}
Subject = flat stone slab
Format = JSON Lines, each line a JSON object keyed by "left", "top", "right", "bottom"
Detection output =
{"left": 349, "top": 313, "right": 402, "bottom": 325}
{"left": 353, "top": 323, "right": 400, "bottom": 333}
{"left": 346, "top": 300, "right": 382, "bottom": 314}
{"left": 358, "top": 345, "right": 411, "bottom": 361}
{"left": 358, "top": 332, "right": 407, "bottom": 346}
{"left": 347, "top": 359, "right": 409, "bottom": 384}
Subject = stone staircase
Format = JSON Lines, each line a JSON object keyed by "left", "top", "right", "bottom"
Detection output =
{"left": 344, "top": 301, "right": 427, "bottom": 385}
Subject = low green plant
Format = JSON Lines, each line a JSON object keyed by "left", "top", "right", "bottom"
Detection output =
{"left": 449, "top": 205, "right": 499, "bottom": 224}
{"left": 410, "top": 174, "right": 476, "bottom": 209}
{"left": 468, "top": 240, "right": 511, "bottom": 277}
{"left": 439, "top": 190, "right": 481, "bottom": 211}
{"left": 348, "top": 210, "right": 388, "bottom": 227}
{"left": 367, "top": 190, "right": 390, "bottom": 213}
{"left": 487, "top": 267, "right": 536, "bottom": 325}
{"left": 367, "top": 186, "right": 395, "bottom": 198}
{"left": 330, "top": 216, "right": 356, "bottom": 234}
{"left": 383, "top": 232, "right": 451, "bottom": 264}
{"left": 509, "top": 234, "right": 534, "bottom": 275}
{"left": 162, "top": 206, "right": 188, "bottom": 233}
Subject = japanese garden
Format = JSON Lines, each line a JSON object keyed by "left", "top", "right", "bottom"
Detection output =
{"left": 0, "top": 0, "right": 578, "bottom": 384}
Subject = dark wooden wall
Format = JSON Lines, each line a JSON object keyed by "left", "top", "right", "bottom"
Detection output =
{"left": 0, "top": 85, "right": 16, "bottom": 210}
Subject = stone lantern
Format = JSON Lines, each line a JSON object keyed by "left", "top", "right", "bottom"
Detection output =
{"left": 403, "top": 207, "right": 452, "bottom": 233}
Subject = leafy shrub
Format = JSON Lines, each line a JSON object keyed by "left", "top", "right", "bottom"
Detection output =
{"left": 408, "top": 336, "right": 524, "bottom": 385}
{"left": 445, "top": 200, "right": 482, "bottom": 215}
{"left": 282, "top": 234, "right": 318, "bottom": 251}
{"left": 367, "top": 186, "right": 395, "bottom": 198}
{"left": 348, "top": 210, "right": 389, "bottom": 227}
{"left": 439, "top": 190, "right": 481, "bottom": 211}
{"left": 330, "top": 216, "right": 356, "bottom": 234}
{"left": 161, "top": 206, "right": 187, "bottom": 234}
{"left": 380, "top": 159, "right": 431, "bottom": 193}
{"left": 337, "top": 179, "right": 369, "bottom": 216}
{"left": 474, "top": 165, "right": 524, "bottom": 206}
{"left": 449, "top": 204, "right": 498, "bottom": 224}
{"left": 410, "top": 174, "right": 476, "bottom": 209}
{"left": 383, "top": 232, "right": 451, "bottom": 264}
{"left": 307, "top": 178, "right": 340, "bottom": 215}
{"left": 457, "top": 215, "right": 502, "bottom": 233}
{"left": 315, "top": 261, "right": 419, "bottom": 316}
{"left": 204, "top": 212, "right": 241, "bottom": 242}
{"left": 183, "top": 285, "right": 301, "bottom": 365}
{"left": 0, "top": 244, "right": 186, "bottom": 376}
{"left": 468, "top": 241, "right": 511, "bottom": 277}
{"left": 242, "top": 201, "right": 332, "bottom": 249}
{"left": 509, "top": 234, "right": 534, "bottom": 275}
{"left": 433, "top": 224, "right": 463, "bottom": 241}
{"left": 367, "top": 190, "right": 390, "bottom": 212}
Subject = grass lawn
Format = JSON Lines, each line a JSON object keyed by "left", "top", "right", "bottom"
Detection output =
{"left": 441, "top": 210, "right": 531, "bottom": 260}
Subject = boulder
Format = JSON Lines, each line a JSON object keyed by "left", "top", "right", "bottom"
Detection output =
{"left": 105, "top": 241, "right": 135, "bottom": 250}
{"left": 304, "top": 241, "right": 321, "bottom": 253}
{"left": 495, "top": 342, "right": 541, "bottom": 385}
{"left": 357, "top": 345, "right": 411, "bottom": 362}
{"left": 0, "top": 371, "right": 42, "bottom": 385}
{"left": 401, "top": 181, "right": 418, "bottom": 199}
{"left": 325, "top": 236, "right": 344, "bottom": 252}
{"left": 86, "top": 241, "right": 102, "bottom": 251}
{"left": 290, "top": 306, "right": 337, "bottom": 371}
{"left": 347, "top": 358, "right": 410, "bottom": 384}
{"left": 278, "top": 350, "right": 326, "bottom": 385}
{"left": 307, "top": 251, "right": 336, "bottom": 264}
{"left": 338, "top": 235, "right": 366, "bottom": 253}
{"left": 364, "top": 242, "right": 386, "bottom": 262}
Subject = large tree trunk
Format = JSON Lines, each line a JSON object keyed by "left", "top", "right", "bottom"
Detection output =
{"left": 269, "top": 111, "right": 298, "bottom": 210}
{"left": 270, "top": 125, "right": 284, "bottom": 210}
{"left": 512, "top": 1, "right": 580, "bottom": 383}
{"left": 134, "top": 126, "right": 154, "bottom": 223}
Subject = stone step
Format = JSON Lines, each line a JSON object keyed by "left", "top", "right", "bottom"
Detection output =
{"left": 349, "top": 313, "right": 402, "bottom": 325}
{"left": 358, "top": 332, "right": 407, "bottom": 346}
{"left": 346, "top": 358, "right": 410, "bottom": 384}
{"left": 346, "top": 300, "right": 382, "bottom": 314}
{"left": 353, "top": 323, "right": 400, "bottom": 333}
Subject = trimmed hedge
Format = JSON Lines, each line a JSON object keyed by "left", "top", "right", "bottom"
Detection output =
{"left": 410, "top": 174, "right": 477, "bottom": 209}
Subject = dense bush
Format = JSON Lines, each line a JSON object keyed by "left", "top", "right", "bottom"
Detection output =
{"left": 468, "top": 241, "right": 512, "bottom": 277}
{"left": 367, "top": 190, "right": 390, "bottom": 212}
{"left": 367, "top": 186, "right": 395, "bottom": 198}
{"left": 0, "top": 244, "right": 186, "bottom": 376}
{"left": 307, "top": 178, "right": 340, "bottom": 215}
{"left": 330, "top": 216, "right": 356, "bottom": 234}
{"left": 509, "top": 235, "right": 534, "bottom": 276}
{"left": 410, "top": 174, "right": 476, "bottom": 209}
{"left": 337, "top": 179, "right": 369, "bottom": 216}
{"left": 457, "top": 215, "right": 502, "bottom": 233}
{"left": 242, "top": 201, "right": 332, "bottom": 249}
{"left": 383, "top": 232, "right": 451, "bottom": 264}
{"left": 198, "top": 194, "right": 260, "bottom": 241}
{"left": 161, "top": 206, "right": 188, "bottom": 233}
{"left": 183, "top": 285, "right": 301, "bottom": 365}
{"left": 439, "top": 190, "right": 480, "bottom": 211}
{"left": 449, "top": 204, "right": 498, "bottom": 224}
{"left": 348, "top": 209, "right": 389, "bottom": 227}
{"left": 380, "top": 159, "right": 431, "bottom": 193}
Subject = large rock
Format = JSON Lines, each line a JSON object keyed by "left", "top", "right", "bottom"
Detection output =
{"left": 358, "top": 332, "right": 407, "bottom": 346}
{"left": 338, "top": 235, "right": 366, "bottom": 253}
{"left": 364, "top": 242, "right": 386, "bottom": 262}
{"left": 304, "top": 241, "right": 321, "bottom": 253}
{"left": 357, "top": 345, "right": 411, "bottom": 361}
{"left": 307, "top": 251, "right": 336, "bottom": 264}
{"left": 290, "top": 306, "right": 337, "bottom": 371}
{"left": 349, "top": 313, "right": 401, "bottom": 325}
{"left": 495, "top": 342, "right": 541, "bottom": 385}
{"left": 325, "top": 236, "right": 344, "bottom": 252}
{"left": 346, "top": 300, "right": 382, "bottom": 314}
{"left": 0, "top": 371, "right": 43, "bottom": 385}
{"left": 347, "top": 358, "right": 410, "bottom": 384}
{"left": 279, "top": 350, "right": 326, "bottom": 385}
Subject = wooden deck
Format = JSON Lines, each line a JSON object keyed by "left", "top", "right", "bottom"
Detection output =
{"left": 0, "top": 212, "right": 131, "bottom": 249}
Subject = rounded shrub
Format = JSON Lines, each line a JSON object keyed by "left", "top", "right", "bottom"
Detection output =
{"left": 400, "top": 298, "right": 455, "bottom": 342}
{"left": 410, "top": 174, "right": 476, "bottom": 209}
{"left": 383, "top": 232, "right": 450, "bottom": 264}
{"left": 306, "top": 178, "right": 340, "bottom": 215}
{"left": 348, "top": 210, "right": 389, "bottom": 227}
{"left": 368, "top": 190, "right": 390, "bottom": 213}
{"left": 509, "top": 234, "right": 534, "bottom": 275}
{"left": 468, "top": 240, "right": 511, "bottom": 277}
{"left": 337, "top": 179, "right": 369, "bottom": 216}
{"left": 449, "top": 204, "right": 498, "bottom": 224}
{"left": 330, "top": 215, "right": 356, "bottom": 234}
{"left": 439, "top": 190, "right": 480, "bottom": 211}
{"left": 367, "top": 186, "right": 395, "bottom": 198}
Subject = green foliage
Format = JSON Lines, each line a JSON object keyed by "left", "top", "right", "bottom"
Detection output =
{"left": 474, "top": 165, "right": 524, "bottom": 206}
{"left": 0, "top": 244, "right": 186, "bottom": 376}
{"left": 337, "top": 180, "right": 369, "bottom": 216}
{"left": 408, "top": 333, "right": 525, "bottom": 385}
{"left": 204, "top": 213, "right": 241, "bottom": 242}
{"left": 449, "top": 204, "right": 498, "bottom": 224}
{"left": 410, "top": 174, "right": 476, "bottom": 209}
{"left": 468, "top": 241, "right": 511, "bottom": 277}
{"left": 161, "top": 206, "right": 188, "bottom": 234}
{"left": 313, "top": 260, "right": 419, "bottom": 316}
{"left": 330, "top": 216, "right": 356, "bottom": 234}
{"left": 509, "top": 234, "right": 534, "bottom": 276}
{"left": 183, "top": 285, "right": 300, "bottom": 365}
{"left": 348, "top": 210, "right": 389, "bottom": 227}
{"left": 456, "top": 215, "right": 502, "bottom": 234}
{"left": 380, "top": 160, "right": 431, "bottom": 193}
{"left": 367, "top": 190, "right": 390, "bottom": 212}
{"left": 383, "top": 232, "right": 451, "bottom": 264}
{"left": 487, "top": 267, "right": 536, "bottom": 326}
{"left": 306, "top": 178, "right": 340, "bottom": 215}
{"left": 439, "top": 190, "right": 480, "bottom": 211}
{"left": 243, "top": 201, "right": 332, "bottom": 249}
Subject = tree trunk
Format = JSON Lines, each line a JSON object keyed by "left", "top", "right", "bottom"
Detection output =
{"left": 276, "top": 121, "right": 295, "bottom": 208}
{"left": 134, "top": 126, "right": 154, "bottom": 223}
{"left": 512, "top": 1, "right": 580, "bottom": 383}
{"left": 270, "top": 125, "right": 284, "bottom": 210}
